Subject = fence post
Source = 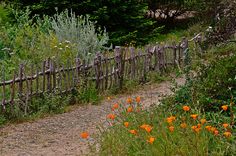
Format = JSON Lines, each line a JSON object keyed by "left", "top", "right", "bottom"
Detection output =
{"left": 46, "top": 58, "right": 51, "bottom": 92}
{"left": 173, "top": 42, "right": 177, "bottom": 66}
{"left": 1, "top": 68, "right": 6, "bottom": 112}
{"left": 147, "top": 46, "right": 154, "bottom": 71}
{"left": 94, "top": 53, "right": 101, "bottom": 90}
{"left": 18, "top": 64, "right": 24, "bottom": 100}
{"left": 42, "top": 61, "right": 46, "bottom": 92}
{"left": 114, "top": 46, "right": 124, "bottom": 89}
{"left": 10, "top": 73, "right": 16, "bottom": 113}
{"left": 75, "top": 58, "right": 81, "bottom": 86}
{"left": 130, "top": 47, "right": 135, "bottom": 79}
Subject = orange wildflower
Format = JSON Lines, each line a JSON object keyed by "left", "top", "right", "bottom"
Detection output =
{"left": 190, "top": 114, "right": 198, "bottom": 120}
{"left": 140, "top": 124, "right": 148, "bottom": 129}
{"left": 180, "top": 123, "right": 187, "bottom": 129}
{"left": 205, "top": 126, "right": 212, "bottom": 132}
{"left": 223, "top": 131, "right": 232, "bottom": 138}
{"left": 192, "top": 126, "right": 201, "bottom": 133}
{"left": 147, "top": 136, "right": 155, "bottom": 144}
{"left": 183, "top": 106, "right": 190, "bottom": 111}
{"left": 127, "top": 106, "right": 133, "bottom": 113}
{"left": 200, "top": 119, "right": 206, "bottom": 124}
{"left": 80, "top": 132, "right": 89, "bottom": 139}
{"left": 168, "top": 126, "right": 175, "bottom": 132}
{"left": 210, "top": 127, "right": 216, "bottom": 133}
{"left": 127, "top": 97, "right": 132, "bottom": 104}
{"left": 140, "top": 124, "right": 153, "bottom": 133}
{"left": 136, "top": 96, "right": 141, "bottom": 103}
{"left": 124, "top": 122, "right": 129, "bottom": 128}
{"left": 112, "top": 103, "right": 119, "bottom": 110}
{"left": 221, "top": 105, "right": 228, "bottom": 111}
{"left": 191, "top": 126, "right": 197, "bottom": 130}
{"left": 129, "top": 130, "right": 137, "bottom": 135}
{"left": 145, "top": 126, "right": 152, "bottom": 133}
{"left": 107, "top": 114, "right": 116, "bottom": 120}
{"left": 223, "top": 123, "right": 229, "bottom": 128}
{"left": 197, "top": 123, "right": 201, "bottom": 128}
{"left": 214, "top": 130, "right": 219, "bottom": 136}
{"left": 166, "top": 116, "right": 176, "bottom": 124}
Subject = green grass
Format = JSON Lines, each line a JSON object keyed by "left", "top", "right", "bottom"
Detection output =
{"left": 97, "top": 98, "right": 235, "bottom": 156}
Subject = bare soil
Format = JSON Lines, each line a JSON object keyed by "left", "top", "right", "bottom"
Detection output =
{"left": 0, "top": 77, "right": 185, "bottom": 156}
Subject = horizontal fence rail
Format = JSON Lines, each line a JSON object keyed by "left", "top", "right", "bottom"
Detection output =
{"left": 0, "top": 37, "right": 190, "bottom": 114}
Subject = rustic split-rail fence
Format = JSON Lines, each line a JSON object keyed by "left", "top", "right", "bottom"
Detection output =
{"left": 0, "top": 34, "right": 203, "bottom": 114}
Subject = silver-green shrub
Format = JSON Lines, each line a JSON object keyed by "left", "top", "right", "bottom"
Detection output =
{"left": 50, "top": 9, "right": 110, "bottom": 62}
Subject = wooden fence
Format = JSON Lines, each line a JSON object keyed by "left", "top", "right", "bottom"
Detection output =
{"left": 0, "top": 38, "right": 189, "bottom": 114}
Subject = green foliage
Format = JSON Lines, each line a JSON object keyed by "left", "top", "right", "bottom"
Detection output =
{"left": 98, "top": 99, "right": 235, "bottom": 155}
{"left": 8, "top": 0, "right": 160, "bottom": 46}
{"left": 0, "top": 3, "right": 9, "bottom": 26}
{"left": 78, "top": 84, "right": 101, "bottom": 105}
{"left": 193, "top": 55, "right": 236, "bottom": 112}
{"left": 50, "top": 9, "right": 109, "bottom": 62}
{"left": 81, "top": 0, "right": 160, "bottom": 46}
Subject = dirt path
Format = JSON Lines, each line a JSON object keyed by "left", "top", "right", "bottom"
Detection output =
{"left": 0, "top": 77, "right": 185, "bottom": 156}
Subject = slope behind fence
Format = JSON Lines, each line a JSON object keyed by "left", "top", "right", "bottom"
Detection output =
{"left": 0, "top": 38, "right": 189, "bottom": 114}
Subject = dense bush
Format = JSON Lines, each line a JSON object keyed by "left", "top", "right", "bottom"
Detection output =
{"left": 50, "top": 9, "right": 109, "bottom": 62}
{"left": 194, "top": 54, "right": 236, "bottom": 112}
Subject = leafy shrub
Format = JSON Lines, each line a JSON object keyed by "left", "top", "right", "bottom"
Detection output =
{"left": 50, "top": 9, "right": 110, "bottom": 62}
{"left": 193, "top": 54, "right": 236, "bottom": 112}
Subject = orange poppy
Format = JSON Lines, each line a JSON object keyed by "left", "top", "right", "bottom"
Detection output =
{"left": 80, "top": 132, "right": 89, "bottom": 139}
{"left": 136, "top": 96, "right": 141, "bottom": 103}
{"left": 205, "top": 126, "right": 212, "bottom": 132}
{"left": 107, "top": 114, "right": 116, "bottom": 120}
{"left": 190, "top": 114, "right": 198, "bottom": 120}
{"left": 127, "top": 106, "right": 133, "bottom": 113}
{"left": 140, "top": 124, "right": 153, "bottom": 133}
{"left": 197, "top": 124, "right": 201, "bottom": 128}
{"left": 221, "top": 105, "right": 228, "bottom": 111}
{"left": 223, "top": 123, "right": 229, "bottom": 128}
{"left": 129, "top": 130, "right": 137, "bottom": 135}
{"left": 147, "top": 137, "right": 155, "bottom": 144}
{"left": 127, "top": 97, "right": 132, "bottom": 104}
{"left": 183, "top": 106, "right": 190, "bottom": 111}
{"left": 223, "top": 131, "right": 232, "bottom": 138}
{"left": 180, "top": 123, "right": 187, "bottom": 129}
{"left": 210, "top": 127, "right": 216, "bottom": 133}
{"left": 192, "top": 126, "right": 201, "bottom": 133}
{"left": 200, "top": 119, "right": 206, "bottom": 124}
{"left": 168, "top": 126, "right": 174, "bottom": 132}
{"left": 112, "top": 103, "right": 119, "bottom": 110}
{"left": 166, "top": 116, "right": 176, "bottom": 124}
{"left": 124, "top": 122, "right": 129, "bottom": 128}
{"left": 214, "top": 130, "right": 219, "bottom": 136}
{"left": 191, "top": 125, "right": 197, "bottom": 130}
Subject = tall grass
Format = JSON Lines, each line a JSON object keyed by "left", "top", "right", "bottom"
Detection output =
{"left": 95, "top": 97, "right": 235, "bottom": 156}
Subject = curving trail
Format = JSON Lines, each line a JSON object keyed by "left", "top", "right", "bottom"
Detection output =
{"left": 0, "top": 77, "right": 185, "bottom": 156}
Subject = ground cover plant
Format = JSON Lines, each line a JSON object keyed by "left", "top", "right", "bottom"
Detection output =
{"left": 80, "top": 96, "right": 235, "bottom": 155}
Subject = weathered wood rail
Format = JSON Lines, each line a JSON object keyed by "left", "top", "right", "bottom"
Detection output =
{"left": 0, "top": 38, "right": 190, "bottom": 114}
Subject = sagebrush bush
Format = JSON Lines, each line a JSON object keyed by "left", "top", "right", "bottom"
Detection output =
{"left": 50, "top": 9, "right": 110, "bottom": 62}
